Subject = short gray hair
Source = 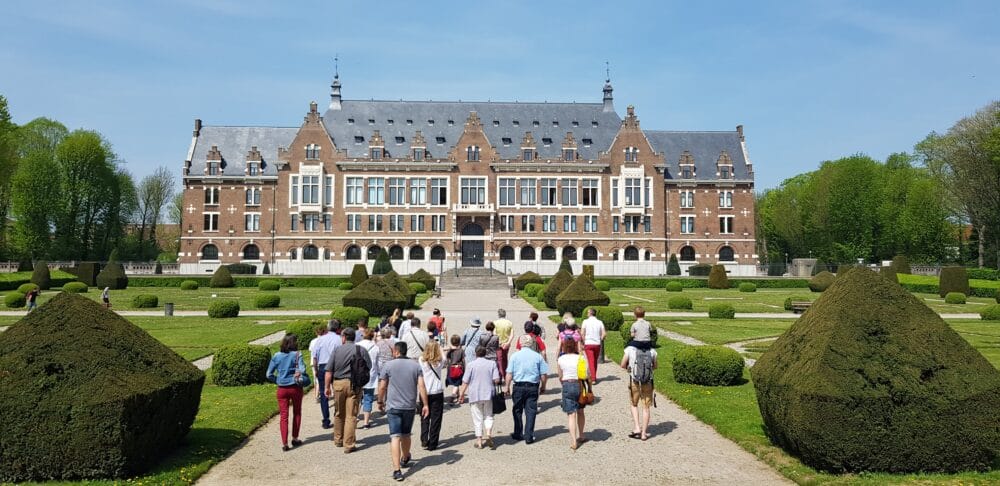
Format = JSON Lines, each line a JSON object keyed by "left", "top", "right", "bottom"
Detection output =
{"left": 328, "top": 319, "right": 341, "bottom": 333}
{"left": 497, "top": 308, "right": 506, "bottom": 318}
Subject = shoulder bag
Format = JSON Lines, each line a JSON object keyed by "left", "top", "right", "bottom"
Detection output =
{"left": 491, "top": 383, "right": 507, "bottom": 414}
{"left": 577, "top": 379, "right": 594, "bottom": 406}
{"left": 293, "top": 352, "right": 312, "bottom": 388}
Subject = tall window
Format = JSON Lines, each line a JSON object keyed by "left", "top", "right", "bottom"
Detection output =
{"left": 521, "top": 215, "right": 535, "bottom": 232}
{"left": 644, "top": 178, "right": 651, "bottom": 208}
{"left": 644, "top": 215, "right": 652, "bottom": 232}
{"left": 430, "top": 178, "right": 448, "bottom": 205}
{"left": 499, "top": 178, "right": 516, "bottom": 206}
{"left": 291, "top": 176, "right": 299, "bottom": 205}
{"left": 584, "top": 215, "right": 598, "bottom": 232}
{"left": 409, "top": 178, "right": 427, "bottom": 205}
{"left": 624, "top": 178, "right": 642, "bottom": 206}
{"left": 719, "top": 191, "right": 733, "bottom": 208}
{"left": 540, "top": 178, "right": 557, "bottom": 206}
{"left": 368, "top": 214, "right": 383, "bottom": 231}
{"left": 681, "top": 216, "right": 695, "bottom": 234}
{"left": 290, "top": 214, "right": 298, "bottom": 231}
{"left": 205, "top": 187, "right": 220, "bottom": 205}
{"left": 323, "top": 213, "right": 332, "bottom": 231}
{"left": 581, "top": 179, "right": 598, "bottom": 207}
{"left": 245, "top": 188, "right": 260, "bottom": 205}
{"left": 562, "top": 215, "right": 577, "bottom": 232}
{"left": 499, "top": 215, "right": 515, "bottom": 232}
{"left": 466, "top": 145, "right": 480, "bottom": 161}
{"left": 301, "top": 175, "right": 319, "bottom": 204}
{"left": 563, "top": 148, "right": 575, "bottom": 161}
{"left": 346, "top": 177, "right": 363, "bottom": 205}
{"left": 370, "top": 147, "right": 383, "bottom": 160}
{"left": 388, "top": 177, "right": 406, "bottom": 205}
{"left": 720, "top": 216, "right": 734, "bottom": 234}
{"left": 624, "top": 215, "right": 641, "bottom": 233}
{"left": 519, "top": 178, "right": 536, "bottom": 205}
{"left": 203, "top": 213, "right": 219, "bottom": 231}
{"left": 625, "top": 146, "right": 638, "bottom": 162}
{"left": 681, "top": 166, "right": 694, "bottom": 179}
{"left": 720, "top": 167, "right": 731, "bottom": 179}
{"left": 303, "top": 214, "right": 320, "bottom": 231}
{"left": 431, "top": 215, "right": 446, "bottom": 232}
{"left": 346, "top": 214, "right": 361, "bottom": 231}
{"left": 413, "top": 148, "right": 425, "bottom": 161}
{"left": 680, "top": 191, "right": 694, "bottom": 208}
{"left": 613, "top": 215, "right": 620, "bottom": 232}
{"left": 389, "top": 215, "right": 404, "bottom": 232}
{"left": 611, "top": 179, "right": 619, "bottom": 207}
{"left": 410, "top": 215, "right": 425, "bottom": 231}
{"left": 207, "top": 162, "right": 220, "bottom": 176}
{"left": 244, "top": 213, "right": 260, "bottom": 232}
{"left": 247, "top": 162, "right": 260, "bottom": 176}
{"left": 368, "top": 177, "right": 385, "bottom": 204}
{"left": 560, "top": 178, "right": 578, "bottom": 206}
{"left": 460, "top": 178, "right": 486, "bottom": 205}
{"left": 523, "top": 148, "right": 534, "bottom": 161}
{"left": 542, "top": 215, "right": 556, "bottom": 232}
{"left": 305, "top": 144, "right": 320, "bottom": 159}
{"left": 324, "top": 176, "right": 333, "bottom": 206}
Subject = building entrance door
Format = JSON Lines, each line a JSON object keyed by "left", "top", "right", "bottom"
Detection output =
{"left": 460, "top": 223, "right": 484, "bottom": 267}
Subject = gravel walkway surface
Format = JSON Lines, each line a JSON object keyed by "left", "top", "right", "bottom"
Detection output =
{"left": 196, "top": 289, "right": 789, "bottom": 485}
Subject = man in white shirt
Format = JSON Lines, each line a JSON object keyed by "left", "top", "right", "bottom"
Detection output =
{"left": 397, "top": 312, "right": 415, "bottom": 340}
{"left": 400, "top": 317, "right": 429, "bottom": 359}
{"left": 313, "top": 319, "right": 343, "bottom": 429}
{"left": 580, "top": 308, "right": 606, "bottom": 384}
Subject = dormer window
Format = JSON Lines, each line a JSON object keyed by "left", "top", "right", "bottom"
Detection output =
{"left": 207, "top": 161, "right": 220, "bottom": 176}
{"left": 435, "top": 136, "right": 445, "bottom": 144}
{"left": 552, "top": 120, "right": 559, "bottom": 127}
{"left": 305, "top": 144, "right": 320, "bottom": 160}
{"left": 370, "top": 147, "right": 383, "bottom": 160}
{"left": 532, "top": 120, "right": 540, "bottom": 127}
{"left": 347, "top": 118, "right": 355, "bottom": 124}
{"left": 582, "top": 138, "right": 592, "bottom": 146}
{"left": 447, "top": 120, "right": 455, "bottom": 126}
{"left": 563, "top": 149, "right": 576, "bottom": 161}
{"left": 466, "top": 145, "right": 480, "bottom": 162}
{"left": 682, "top": 167, "right": 694, "bottom": 179}
{"left": 427, "top": 119, "right": 435, "bottom": 125}
{"left": 413, "top": 148, "right": 425, "bottom": 161}
{"left": 406, "top": 119, "right": 413, "bottom": 125}
{"left": 367, "top": 119, "right": 375, "bottom": 125}
{"left": 513, "top": 120, "right": 520, "bottom": 126}
{"left": 493, "top": 120, "right": 500, "bottom": 127}
{"left": 387, "top": 119, "right": 394, "bottom": 125}
{"left": 624, "top": 146, "right": 639, "bottom": 162}
{"left": 572, "top": 121, "right": 579, "bottom": 127}
{"left": 395, "top": 136, "right": 405, "bottom": 144}
{"left": 591, "top": 121, "right": 599, "bottom": 127}
{"left": 523, "top": 149, "right": 534, "bottom": 161}
{"left": 720, "top": 167, "right": 731, "bottom": 179}
{"left": 542, "top": 137, "right": 552, "bottom": 146}
{"left": 502, "top": 137, "right": 512, "bottom": 145}
{"left": 354, "top": 136, "right": 364, "bottom": 144}
{"left": 247, "top": 162, "right": 260, "bottom": 176}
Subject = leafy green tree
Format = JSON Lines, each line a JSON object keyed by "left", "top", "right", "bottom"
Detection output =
{"left": 10, "top": 151, "right": 61, "bottom": 259}
{"left": 0, "top": 96, "right": 20, "bottom": 259}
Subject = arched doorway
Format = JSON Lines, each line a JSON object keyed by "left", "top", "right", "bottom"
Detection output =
{"left": 461, "top": 223, "right": 484, "bottom": 267}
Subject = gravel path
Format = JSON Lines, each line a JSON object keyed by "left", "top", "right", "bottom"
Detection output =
{"left": 197, "top": 289, "right": 789, "bottom": 485}
{"left": 192, "top": 330, "right": 288, "bottom": 371}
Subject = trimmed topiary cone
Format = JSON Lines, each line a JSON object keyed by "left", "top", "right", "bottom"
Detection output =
{"left": 707, "top": 264, "right": 729, "bottom": 289}
{"left": 350, "top": 263, "right": 369, "bottom": 288}
{"left": 559, "top": 257, "right": 573, "bottom": 275}
{"left": 752, "top": 267, "right": 1000, "bottom": 473}
{"left": 210, "top": 265, "right": 234, "bottom": 288}
{"left": 372, "top": 248, "right": 393, "bottom": 275}
{"left": 556, "top": 274, "right": 610, "bottom": 316}
{"left": 938, "top": 266, "right": 969, "bottom": 298}
{"left": 542, "top": 269, "right": 574, "bottom": 309}
{"left": 30, "top": 261, "right": 51, "bottom": 290}
{"left": 667, "top": 254, "right": 681, "bottom": 276}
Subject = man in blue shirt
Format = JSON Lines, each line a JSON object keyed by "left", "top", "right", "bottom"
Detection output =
{"left": 505, "top": 335, "right": 549, "bottom": 444}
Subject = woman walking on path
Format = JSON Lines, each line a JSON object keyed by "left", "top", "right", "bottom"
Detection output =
{"left": 101, "top": 287, "right": 111, "bottom": 309}
{"left": 445, "top": 334, "right": 465, "bottom": 405}
{"left": 265, "top": 334, "right": 308, "bottom": 451}
{"left": 556, "top": 339, "right": 588, "bottom": 450}
{"left": 458, "top": 346, "right": 501, "bottom": 449}
{"left": 418, "top": 340, "right": 448, "bottom": 450}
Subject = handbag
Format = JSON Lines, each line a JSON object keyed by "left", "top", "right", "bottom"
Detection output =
{"left": 448, "top": 364, "right": 464, "bottom": 380}
{"left": 577, "top": 354, "right": 589, "bottom": 381}
{"left": 491, "top": 384, "right": 507, "bottom": 414}
{"left": 293, "top": 352, "right": 312, "bottom": 388}
{"left": 577, "top": 379, "right": 594, "bottom": 406}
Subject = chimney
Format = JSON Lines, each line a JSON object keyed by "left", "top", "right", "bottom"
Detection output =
{"left": 193, "top": 119, "right": 202, "bottom": 137}
{"left": 602, "top": 79, "right": 614, "bottom": 113}
{"left": 736, "top": 125, "right": 744, "bottom": 141}
{"left": 329, "top": 74, "right": 342, "bottom": 110}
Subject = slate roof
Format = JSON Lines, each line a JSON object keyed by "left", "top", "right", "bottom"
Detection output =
{"left": 645, "top": 130, "right": 752, "bottom": 181}
{"left": 322, "top": 100, "right": 622, "bottom": 161}
{"left": 188, "top": 126, "right": 298, "bottom": 176}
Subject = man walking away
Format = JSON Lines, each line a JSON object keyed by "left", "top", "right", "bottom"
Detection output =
{"left": 308, "top": 324, "right": 327, "bottom": 404}
{"left": 494, "top": 309, "right": 514, "bottom": 379}
{"left": 621, "top": 338, "right": 658, "bottom": 441}
{"left": 379, "top": 342, "right": 430, "bottom": 482}
{"left": 314, "top": 319, "right": 342, "bottom": 429}
{"left": 327, "top": 327, "right": 371, "bottom": 453}
{"left": 505, "top": 335, "right": 548, "bottom": 444}
{"left": 397, "top": 311, "right": 415, "bottom": 340}
{"left": 581, "top": 308, "right": 606, "bottom": 384}
{"left": 401, "top": 317, "right": 429, "bottom": 359}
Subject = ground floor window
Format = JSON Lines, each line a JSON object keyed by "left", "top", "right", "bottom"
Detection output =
{"left": 624, "top": 246, "right": 639, "bottom": 261}
{"left": 719, "top": 246, "right": 735, "bottom": 261}
{"left": 201, "top": 244, "right": 219, "bottom": 260}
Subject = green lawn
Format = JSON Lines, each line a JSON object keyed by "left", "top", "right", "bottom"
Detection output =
{"left": 912, "top": 292, "right": 999, "bottom": 314}
{"left": 653, "top": 318, "right": 793, "bottom": 345}
{"left": 129, "top": 316, "right": 296, "bottom": 360}
{"left": 604, "top": 334, "right": 1000, "bottom": 485}
{"left": 608, "top": 288, "right": 813, "bottom": 313}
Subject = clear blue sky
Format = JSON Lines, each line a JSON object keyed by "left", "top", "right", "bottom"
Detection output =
{"left": 2, "top": 0, "right": 997, "bottom": 190}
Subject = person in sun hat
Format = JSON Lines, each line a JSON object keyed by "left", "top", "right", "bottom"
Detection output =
{"left": 460, "top": 317, "right": 484, "bottom": 366}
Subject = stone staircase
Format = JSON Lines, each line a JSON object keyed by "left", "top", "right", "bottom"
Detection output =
{"left": 438, "top": 267, "right": 510, "bottom": 290}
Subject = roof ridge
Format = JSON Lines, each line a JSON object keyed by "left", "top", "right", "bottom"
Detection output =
{"left": 339, "top": 99, "right": 606, "bottom": 107}
{"left": 645, "top": 129, "right": 739, "bottom": 134}
{"left": 201, "top": 125, "right": 299, "bottom": 129}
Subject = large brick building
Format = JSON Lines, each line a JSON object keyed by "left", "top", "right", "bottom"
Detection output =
{"left": 179, "top": 75, "right": 757, "bottom": 276}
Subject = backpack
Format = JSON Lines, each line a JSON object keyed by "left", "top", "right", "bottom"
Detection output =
{"left": 351, "top": 345, "right": 372, "bottom": 389}
{"left": 631, "top": 348, "right": 654, "bottom": 384}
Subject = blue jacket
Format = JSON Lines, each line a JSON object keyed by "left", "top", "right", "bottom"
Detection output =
{"left": 267, "top": 351, "right": 307, "bottom": 387}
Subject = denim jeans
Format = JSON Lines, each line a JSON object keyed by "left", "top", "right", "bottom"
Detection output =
{"left": 511, "top": 382, "right": 539, "bottom": 440}
{"left": 316, "top": 364, "right": 330, "bottom": 426}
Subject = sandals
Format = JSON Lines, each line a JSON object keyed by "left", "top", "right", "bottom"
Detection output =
{"left": 485, "top": 437, "right": 495, "bottom": 449}
{"left": 473, "top": 442, "right": 483, "bottom": 449}
{"left": 628, "top": 432, "right": 642, "bottom": 439}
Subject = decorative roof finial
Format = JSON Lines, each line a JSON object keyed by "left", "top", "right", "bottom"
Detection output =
{"left": 602, "top": 62, "right": 614, "bottom": 113}
{"left": 329, "top": 55, "right": 342, "bottom": 110}
{"left": 605, "top": 61, "right": 610, "bottom": 83}
{"left": 334, "top": 54, "right": 339, "bottom": 79}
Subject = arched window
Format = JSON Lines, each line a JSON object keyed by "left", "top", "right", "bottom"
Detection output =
{"left": 562, "top": 246, "right": 577, "bottom": 261}
{"left": 624, "top": 246, "right": 639, "bottom": 261}
{"left": 324, "top": 248, "right": 332, "bottom": 260}
{"left": 242, "top": 244, "right": 259, "bottom": 260}
{"left": 582, "top": 246, "right": 598, "bottom": 261}
{"left": 288, "top": 248, "right": 297, "bottom": 260}
{"left": 389, "top": 245, "right": 404, "bottom": 260}
{"left": 345, "top": 245, "right": 362, "bottom": 260}
{"left": 430, "top": 245, "right": 446, "bottom": 260}
{"left": 644, "top": 250, "right": 652, "bottom": 261}
{"left": 367, "top": 245, "right": 381, "bottom": 260}
{"left": 541, "top": 246, "right": 556, "bottom": 260}
{"left": 302, "top": 245, "right": 319, "bottom": 260}
{"left": 719, "top": 246, "right": 735, "bottom": 262}
{"left": 520, "top": 246, "right": 535, "bottom": 261}
{"left": 409, "top": 246, "right": 425, "bottom": 260}
{"left": 499, "top": 246, "right": 515, "bottom": 260}
{"left": 201, "top": 244, "right": 219, "bottom": 261}
{"left": 679, "top": 246, "right": 696, "bottom": 261}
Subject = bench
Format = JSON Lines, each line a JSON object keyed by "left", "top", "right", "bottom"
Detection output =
{"left": 790, "top": 301, "right": 813, "bottom": 314}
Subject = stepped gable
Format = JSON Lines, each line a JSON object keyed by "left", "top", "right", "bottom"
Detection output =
{"left": 751, "top": 267, "right": 1000, "bottom": 473}
{"left": 0, "top": 293, "right": 205, "bottom": 481}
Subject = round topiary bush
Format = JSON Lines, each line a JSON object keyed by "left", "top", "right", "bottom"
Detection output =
{"left": 330, "top": 306, "right": 369, "bottom": 326}
{"left": 524, "top": 283, "right": 544, "bottom": 297}
{"left": 739, "top": 282, "right": 757, "bottom": 293}
{"left": 409, "top": 282, "right": 427, "bottom": 294}
{"left": 5, "top": 292, "right": 26, "bottom": 308}
{"left": 62, "top": 282, "right": 88, "bottom": 293}
{"left": 350, "top": 263, "right": 369, "bottom": 288}
{"left": 586, "top": 306, "right": 624, "bottom": 331}
{"left": 594, "top": 280, "right": 611, "bottom": 291}
{"left": 208, "top": 300, "right": 240, "bottom": 318}
{"left": 210, "top": 266, "right": 234, "bottom": 288}
{"left": 980, "top": 305, "right": 1000, "bottom": 321}
{"left": 514, "top": 271, "right": 544, "bottom": 290}
{"left": 668, "top": 296, "right": 693, "bottom": 310}
{"left": 665, "top": 281, "right": 683, "bottom": 292}
{"left": 809, "top": 271, "right": 836, "bottom": 292}
{"left": 258, "top": 280, "right": 280, "bottom": 291}
{"left": 620, "top": 320, "right": 659, "bottom": 346}
{"left": 255, "top": 294, "right": 280, "bottom": 309}
{"left": 17, "top": 283, "right": 38, "bottom": 294}
{"left": 708, "top": 264, "right": 729, "bottom": 289}
{"left": 944, "top": 292, "right": 966, "bottom": 305}
{"left": 132, "top": 294, "right": 158, "bottom": 308}
{"left": 708, "top": 303, "right": 736, "bottom": 319}
{"left": 285, "top": 320, "right": 323, "bottom": 349}
{"left": 211, "top": 344, "right": 271, "bottom": 387}
{"left": 180, "top": 280, "right": 199, "bottom": 291}
{"left": 938, "top": 266, "right": 970, "bottom": 298}
{"left": 338, "top": 282, "right": 354, "bottom": 291}
{"left": 672, "top": 345, "right": 745, "bottom": 386}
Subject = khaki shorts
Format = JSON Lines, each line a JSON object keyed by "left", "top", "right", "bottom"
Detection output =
{"left": 629, "top": 381, "right": 654, "bottom": 407}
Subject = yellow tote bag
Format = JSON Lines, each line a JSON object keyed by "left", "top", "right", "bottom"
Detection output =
{"left": 577, "top": 354, "right": 589, "bottom": 380}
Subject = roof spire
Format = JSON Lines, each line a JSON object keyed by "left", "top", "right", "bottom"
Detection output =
{"left": 602, "top": 62, "right": 614, "bottom": 113}
{"left": 329, "top": 55, "right": 342, "bottom": 110}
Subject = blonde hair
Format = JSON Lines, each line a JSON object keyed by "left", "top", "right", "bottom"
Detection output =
{"left": 421, "top": 339, "right": 443, "bottom": 364}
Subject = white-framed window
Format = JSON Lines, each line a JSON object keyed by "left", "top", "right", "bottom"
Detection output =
{"left": 624, "top": 146, "right": 638, "bottom": 162}
{"left": 324, "top": 176, "right": 333, "bottom": 206}
{"left": 370, "top": 147, "right": 383, "bottom": 160}
{"left": 542, "top": 215, "right": 557, "bottom": 232}
{"left": 719, "top": 191, "right": 733, "bottom": 208}
{"left": 498, "top": 178, "right": 516, "bottom": 206}
{"left": 431, "top": 215, "right": 446, "bottom": 232}
{"left": 521, "top": 215, "right": 536, "bottom": 232}
{"left": 430, "top": 178, "right": 448, "bottom": 205}
{"left": 290, "top": 213, "right": 298, "bottom": 231}
{"left": 244, "top": 213, "right": 260, "bottom": 232}
{"left": 624, "top": 215, "right": 642, "bottom": 233}
{"left": 460, "top": 178, "right": 487, "bottom": 205}
{"left": 563, "top": 148, "right": 575, "bottom": 161}
{"left": 410, "top": 215, "right": 425, "bottom": 231}
{"left": 389, "top": 215, "right": 404, "bottom": 232}
{"left": 413, "top": 148, "right": 425, "bottom": 161}
{"left": 368, "top": 214, "right": 383, "bottom": 231}
{"left": 368, "top": 177, "right": 385, "bottom": 205}
{"left": 247, "top": 162, "right": 260, "bottom": 176}
{"left": 409, "top": 178, "right": 427, "bottom": 205}
{"left": 540, "top": 178, "right": 557, "bottom": 206}
{"left": 205, "top": 187, "right": 220, "bottom": 205}
{"left": 612, "top": 215, "right": 620, "bottom": 232}
{"left": 561, "top": 178, "right": 578, "bottom": 206}
{"left": 624, "top": 178, "right": 642, "bottom": 206}
{"left": 563, "top": 215, "right": 577, "bottom": 232}
{"left": 301, "top": 175, "right": 319, "bottom": 204}
{"left": 681, "top": 166, "right": 694, "bottom": 179}
{"left": 203, "top": 213, "right": 219, "bottom": 232}
{"left": 644, "top": 215, "right": 652, "bottom": 232}
{"left": 520, "top": 178, "right": 536, "bottom": 205}
{"left": 466, "top": 145, "right": 480, "bottom": 161}
{"left": 584, "top": 215, "right": 598, "bottom": 232}
{"left": 302, "top": 214, "right": 320, "bottom": 231}
{"left": 346, "top": 177, "right": 363, "bottom": 205}
{"left": 245, "top": 187, "right": 261, "bottom": 206}
{"left": 522, "top": 148, "right": 534, "bottom": 161}
{"left": 291, "top": 176, "right": 299, "bottom": 205}
{"left": 680, "top": 191, "right": 694, "bottom": 208}
{"left": 499, "top": 215, "right": 515, "bottom": 232}
{"left": 611, "top": 178, "right": 619, "bottom": 207}
{"left": 581, "top": 179, "right": 598, "bottom": 207}
{"left": 681, "top": 215, "right": 695, "bottom": 234}
{"left": 720, "top": 215, "right": 734, "bottom": 234}
{"left": 347, "top": 214, "right": 361, "bottom": 232}
{"left": 644, "top": 178, "right": 651, "bottom": 208}
{"left": 305, "top": 144, "right": 320, "bottom": 160}
{"left": 323, "top": 213, "right": 332, "bottom": 231}
{"left": 388, "top": 177, "right": 406, "bottom": 206}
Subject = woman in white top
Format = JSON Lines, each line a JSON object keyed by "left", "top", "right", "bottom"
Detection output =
{"left": 357, "top": 328, "right": 380, "bottom": 429}
{"left": 556, "top": 339, "right": 589, "bottom": 450}
{"left": 418, "top": 340, "right": 448, "bottom": 450}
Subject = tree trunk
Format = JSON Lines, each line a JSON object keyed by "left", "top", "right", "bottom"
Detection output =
{"left": 979, "top": 225, "right": 987, "bottom": 268}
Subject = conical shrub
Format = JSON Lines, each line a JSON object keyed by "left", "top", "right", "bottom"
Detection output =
{"left": 350, "top": 263, "right": 369, "bottom": 287}
{"left": 30, "top": 261, "right": 51, "bottom": 290}
{"left": 556, "top": 275, "right": 610, "bottom": 317}
{"left": 708, "top": 264, "right": 729, "bottom": 289}
{"left": 372, "top": 248, "right": 393, "bottom": 275}
{"left": 542, "top": 269, "right": 574, "bottom": 309}
{"left": 210, "top": 265, "right": 234, "bottom": 288}
{"left": 752, "top": 267, "right": 1000, "bottom": 473}
{"left": 559, "top": 257, "right": 573, "bottom": 275}
{"left": 667, "top": 254, "right": 681, "bottom": 276}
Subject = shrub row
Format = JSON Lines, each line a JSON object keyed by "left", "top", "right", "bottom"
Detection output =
{"left": 126, "top": 276, "right": 350, "bottom": 288}
{"left": 0, "top": 271, "right": 77, "bottom": 291}
{"left": 337, "top": 282, "right": 353, "bottom": 291}
{"left": 514, "top": 271, "right": 544, "bottom": 290}
{"left": 599, "top": 278, "right": 811, "bottom": 289}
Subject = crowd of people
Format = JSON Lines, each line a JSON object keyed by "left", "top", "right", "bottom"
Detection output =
{"left": 265, "top": 306, "right": 659, "bottom": 482}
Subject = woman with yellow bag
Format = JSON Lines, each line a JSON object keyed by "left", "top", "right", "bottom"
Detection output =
{"left": 556, "top": 339, "right": 592, "bottom": 450}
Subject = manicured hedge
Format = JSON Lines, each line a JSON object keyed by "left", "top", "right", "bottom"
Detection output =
{"left": 338, "top": 282, "right": 353, "bottom": 291}
{"left": 180, "top": 280, "right": 199, "bottom": 290}
{"left": 939, "top": 266, "right": 969, "bottom": 298}
{"left": 981, "top": 305, "right": 1000, "bottom": 321}
{"left": 524, "top": 283, "right": 544, "bottom": 297}
{"left": 408, "top": 268, "right": 436, "bottom": 290}
{"left": 4, "top": 292, "right": 26, "bottom": 308}
{"left": 132, "top": 294, "right": 159, "bottom": 308}
{"left": 968, "top": 268, "right": 999, "bottom": 281}
{"left": 254, "top": 294, "right": 281, "bottom": 309}
{"left": 0, "top": 293, "right": 204, "bottom": 481}
{"left": 62, "top": 282, "right": 88, "bottom": 293}
{"left": 543, "top": 270, "right": 574, "bottom": 309}
{"left": 708, "top": 303, "right": 736, "bottom": 319}
{"left": 75, "top": 262, "right": 100, "bottom": 287}
{"left": 17, "top": 283, "right": 38, "bottom": 294}
{"left": 672, "top": 345, "right": 745, "bottom": 386}
{"left": 96, "top": 263, "right": 128, "bottom": 290}
{"left": 514, "top": 271, "right": 544, "bottom": 290}
{"left": 880, "top": 265, "right": 898, "bottom": 284}
{"left": 809, "top": 271, "right": 836, "bottom": 292}
{"left": 383, "top": 271, "right": 416, "bottom": 309}
{"left": 127, "top": 276, "right": 351, "bottom": 288}
{"left": 889, "top": 255, "right": 911, "bottom": 275}
{"left": 286, "top": 320, "right": 324, "bottom": 349}
{"left": 586, "top": 306, "right": 624, "bottom": 331}
{"left": 212, "top": 344, "right": 271, "bottom": 387}
{"left": 30, "top": 262, "right": 51, "bottom": 290}
{"left": 738, "top": 282, "right": 757, "bottom": 293}
{"left": 210, "top": 266, "right": 235, "bottom": 288}
{"left": 350, "top": 264, "right": 369, "bottom": 288}
{"left": 619, "top": 320, "right": 659, "bottom": 346}
{"left": 258, "top": 280, "right": 281, "bottom": 291}
{"left": 409, "top": 282, "right": 428, "bottom": 294}
{"left": 668, "top": 296, "right": 693, "bottom": 310}
{"left": 556, "top": 275, "right": 610, "bottom": 317}
{"left": 600, "top": 277, "right": 811, "bottom": 289}
{"left": 665, "top": 281, "right": 683, "bottom": 292}
{"left": 708, "top": 265, "right": 729, "bottom": 289}
{"left": 593, "top": 280, "right": 611, "bottom": 291}
{"left": 944, "top": 292, "right": 966, "bottom": 305}
{"left": 330, "top": 306, "right": 369, "bottom": 326}
{"left": 372, "top": 248, "right": 392, "bottom": 275}
{"left": 207, "top": 300, "right": 240, "bottom": 318}
{"left": 342, "top": 276, "right": 407, "bottom": 317}
{"left": 226, "top": 263, "right": 256, "bottom": 275}
{"left": 687, "top": 263, "right": 712, "bottom": 276}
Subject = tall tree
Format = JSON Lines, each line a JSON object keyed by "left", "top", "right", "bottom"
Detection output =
{"left": 52, "top": 129, "right": 118, "bottom": 260}
{"left": 0, "top": 96, "right": 19, "bottom": 258}
{"left": 135, "top": 167, "right": 175, "bottom": 259}
{"left": 10, "top": 151, "right": 61, "bottom": 258}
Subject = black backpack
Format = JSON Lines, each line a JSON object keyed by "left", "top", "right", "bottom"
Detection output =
{"left": 351, "top": 344, "right": 372, "bottom": 390}
{"left": 632, "top": 348, "right": 654, "bottom": 385}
